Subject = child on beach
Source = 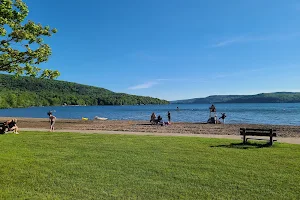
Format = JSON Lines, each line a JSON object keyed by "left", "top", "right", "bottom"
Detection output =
{"left": 48, "top": 112, "right": 56, "bottom": 132}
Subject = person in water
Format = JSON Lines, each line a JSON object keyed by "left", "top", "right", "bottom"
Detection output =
{"left": 167, "top": 111, "right": 171, "bottom": 123}
{"left": 48, "top": 112, "right": 56, "bottom": 132}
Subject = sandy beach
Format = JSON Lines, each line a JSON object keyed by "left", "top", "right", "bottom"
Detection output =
{"left": 2, "top": 117, "right": 300, "bottom": 138}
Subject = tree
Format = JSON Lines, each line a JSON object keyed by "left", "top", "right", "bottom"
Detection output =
{"left": 6, "top": 93, "right": 17, "bottom": 107}
{"left": 0, "top": 0, "right": 59, "bottom": 78}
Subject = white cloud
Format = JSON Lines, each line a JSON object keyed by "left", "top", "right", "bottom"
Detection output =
{"left": 128, "top": 77, "right": 210, "bottom": 90}
{"left": 128, "top": 81, "right": 158, "bottom": 90}
{"left": 212, "top": 33, "right": 300, "bottom": 48}
{"left": 211, "top": 37, "right": 245, "bottom": 47}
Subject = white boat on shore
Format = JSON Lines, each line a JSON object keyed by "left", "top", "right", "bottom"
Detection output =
{"left": 94, "top": 116, "right": 108, "bottom": 120}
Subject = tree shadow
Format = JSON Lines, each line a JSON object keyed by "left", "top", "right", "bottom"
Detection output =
{"left": 210, "top": 142, "right": 273, "bottom": 149}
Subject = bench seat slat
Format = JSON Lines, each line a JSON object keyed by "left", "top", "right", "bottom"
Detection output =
{"left": 245, "top": 138, "right": 277, "bottom": 141}
{"left": 240, "top": 128, "right": 276, "bottom": 132}
{"left": 241, "top": 132, "right": 276, "bottom": 136}
{"left": 240, "top": 131, "right": 276, "bottom": 134}
{"left": 246, "top": 138, "right": 271, "bottom": 141}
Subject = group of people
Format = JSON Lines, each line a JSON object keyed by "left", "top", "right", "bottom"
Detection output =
{"left": 208, "top": 104, "right": 227, "bottom": 124}
{"left": 150, "top": 111, "right": 171, "bottom": 125}
{"left": 0, "top": 111, "right": 56, "bottom": 135}
{"left": 1, "top": 105, "right": 226, "bottom": 134}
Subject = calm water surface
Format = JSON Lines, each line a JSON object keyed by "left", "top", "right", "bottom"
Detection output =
{"left": 0, "top": 103, "right": 299, "bottom": 125}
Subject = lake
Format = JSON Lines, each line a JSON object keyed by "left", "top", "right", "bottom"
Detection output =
{"left": 0, "top": 103, "right": 298, "bottom": 125}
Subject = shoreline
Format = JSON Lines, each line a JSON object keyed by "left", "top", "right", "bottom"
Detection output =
{"left": 1, "top": 117, "right": 300, "bottom": 138}
{"left": 1, "top": 116, "right": 300, "bottom": 126}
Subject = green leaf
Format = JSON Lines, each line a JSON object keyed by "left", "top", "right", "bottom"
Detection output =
{"left": 0, "top": 0, "right": 59, "bottom": 79}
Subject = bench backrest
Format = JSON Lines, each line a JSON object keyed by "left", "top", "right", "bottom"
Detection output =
{"left": 240, "top": 128, "right": 277, "bottom": 137}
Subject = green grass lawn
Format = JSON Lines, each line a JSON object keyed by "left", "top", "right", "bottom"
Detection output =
{"left": 0, "top": 132, "right": 300, "bottom": 200}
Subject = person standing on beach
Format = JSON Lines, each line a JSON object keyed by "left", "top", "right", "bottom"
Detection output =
{"left": 167, "top": 111, "right": 171, "bottom": 123}
{"left": 219, "top": 113, "right": 226, "bottom": 124}
{"left": 209, "top": 104, "right": 216, "bottom": 112}
{"left": 48, "top": 112, "right": 56, "bottom": 132}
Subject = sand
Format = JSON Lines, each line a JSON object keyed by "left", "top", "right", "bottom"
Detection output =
{"left": 2, "top": 117, "right": 300, "bottom": 144}
{"left": 2, "top": 117, "right": 299, "bottom": 138}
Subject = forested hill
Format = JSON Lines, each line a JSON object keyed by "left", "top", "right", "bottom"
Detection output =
{"left": 0, "top": 74, "right": 169, "bottom": 108}
{"left": 172, "top": 92, "right": 300, "bottom": 104}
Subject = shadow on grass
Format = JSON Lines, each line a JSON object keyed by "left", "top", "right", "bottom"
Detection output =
{"left": 211, "top": 142, "right": 273, "bottom": 149}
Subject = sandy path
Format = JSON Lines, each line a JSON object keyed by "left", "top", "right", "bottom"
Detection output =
{"left": 20, "top": 128, "right": 300, "bottom": 145}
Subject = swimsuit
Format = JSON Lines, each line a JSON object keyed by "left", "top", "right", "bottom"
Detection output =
{"left": 8, "top": 121, "right": 16, "bottom": 129}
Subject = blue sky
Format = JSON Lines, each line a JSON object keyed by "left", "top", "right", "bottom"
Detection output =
{"left": 24, "top": 0, "right": 300, "bottom": 100}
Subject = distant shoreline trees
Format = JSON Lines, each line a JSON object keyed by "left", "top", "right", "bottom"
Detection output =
{"left": 0, "top": 74, "right": 169, "bottom": 108}
{"left": 172, "top": 93, "right": 300, "bottom": 104}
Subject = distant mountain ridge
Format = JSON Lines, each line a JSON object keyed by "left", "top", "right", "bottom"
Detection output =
{"left": 0, "top": 74, "right": 168, "bottom": 108}
{"left": 172, "top": 92, "right": 300, "bottom": 104}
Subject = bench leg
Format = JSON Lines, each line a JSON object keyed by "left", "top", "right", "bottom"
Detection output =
{"left": 270, "top": 135, "right": 273, "bottom": 145}
{"left": 243, "top": 135, "right": 246, "bottom": 144}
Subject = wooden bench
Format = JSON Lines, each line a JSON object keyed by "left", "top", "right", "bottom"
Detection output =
{"left": 240, "top": 128, "right": 277, "bottom": 145}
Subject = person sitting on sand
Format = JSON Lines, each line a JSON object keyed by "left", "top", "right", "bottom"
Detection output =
{"left": 150, "top": 112, "right": 156, "bottom": 124}
{"left": 3, "top": 119, "right": 19, "bottom": 134}
{"left": 157, "top": 115, "right": 162, "bottom": 123}
{"left": 48, "top": 112, "right": 56, "bottom": 132}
